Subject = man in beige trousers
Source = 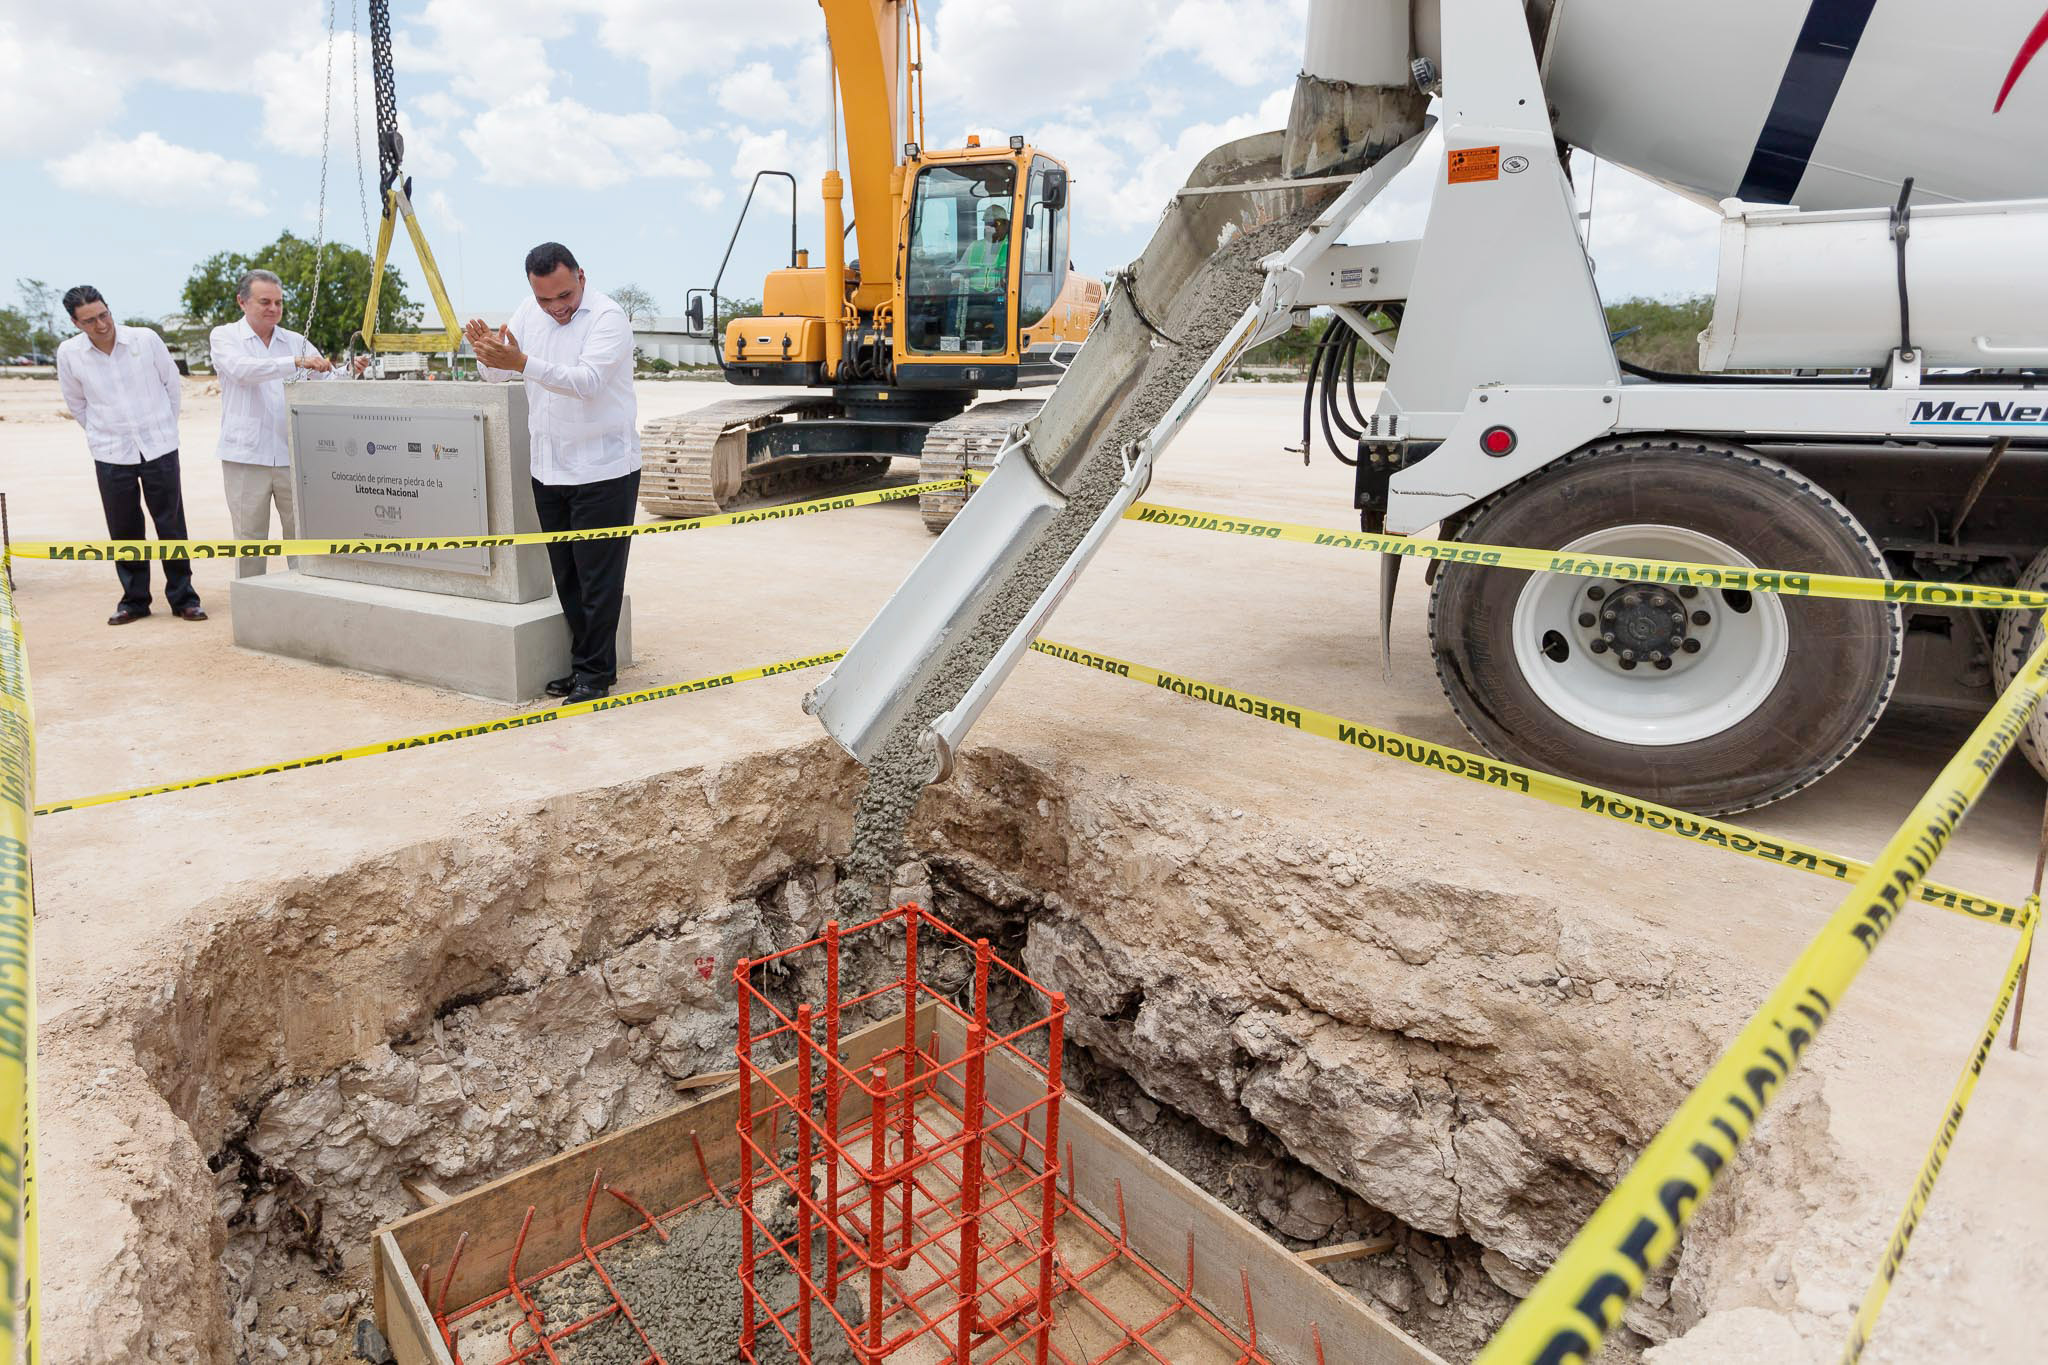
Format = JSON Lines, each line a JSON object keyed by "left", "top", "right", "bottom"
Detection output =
{"left": 208, "top": 269, "right": 366, "bottom": 575}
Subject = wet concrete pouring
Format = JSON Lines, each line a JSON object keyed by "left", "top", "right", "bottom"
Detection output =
{"left": 838, "top": 209, "right": 1322, "bottom": 919}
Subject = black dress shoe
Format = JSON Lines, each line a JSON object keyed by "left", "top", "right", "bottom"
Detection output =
{"left": 176, "top": 605, "right": 208, "bottom": 621}
{"left": 564, "top": 682, "right": 611, "bottom": 704}
{"left": 544, "top": 674, "right": 576, "bottom": 697}
{"left": 107, "top": 606, "right": 150, "bottom": 625}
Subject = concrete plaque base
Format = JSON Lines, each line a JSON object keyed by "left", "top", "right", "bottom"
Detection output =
{"left": 231, "top": 572, "right": 633, "bottom": 703}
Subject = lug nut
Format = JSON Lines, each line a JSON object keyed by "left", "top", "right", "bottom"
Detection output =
{"left": 1648, "top": 649, "right": 1665, "bottom": 662}
{"left": 1623, "top": 592, "right": 1642, "bottom": 607}
{"left": 1654, "top": 657, "right": 1674, "bottom": 671}
{"left": 1587, "top": 586, "right": 1607, "bottom": 601}
{"left": 1620, "top": 648, "right": 1636, "bottom": 661}
{"left": 1603, "top": 609, "right": 1617, "bottom": 621}
{"left": 1691, "top": 610, "right": 1711, "bottom": 626}
{"left": 1671, "top": 612, "right": 1686, "bottom": 626}
{"left": 1682, "top": 639, "right": 1702, "bottom": 654}
{"left": 1649, "top": 593, "right": 1668, "bottom": 608}
{"left": 1590, "top": 639, "right": 1609, "bottom": 654}
{"left": 1578, "top": 612, "right": 1597, "bottom": 628}
{"left": 1679, "top": 586, "right": 1698, "bottom": 599}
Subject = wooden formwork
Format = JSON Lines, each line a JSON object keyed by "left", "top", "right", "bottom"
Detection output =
{"left": 372, "top": 1004, "right": 1444, "bottom": 1365}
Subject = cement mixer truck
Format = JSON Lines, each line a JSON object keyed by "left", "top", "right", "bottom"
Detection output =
{"left": 809, "top": 0, "right": 2048, "bottom": 816}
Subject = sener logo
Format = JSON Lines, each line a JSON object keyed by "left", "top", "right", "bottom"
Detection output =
{"left": 1911, "top": 400, "right": 2048, "bottom": 426}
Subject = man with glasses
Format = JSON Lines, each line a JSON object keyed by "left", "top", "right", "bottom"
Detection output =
{"left": 209, "top": 269, "right": 367, "bottom": 576}
{"left": 55, "top": 285, "right": 205, "bottom": 625}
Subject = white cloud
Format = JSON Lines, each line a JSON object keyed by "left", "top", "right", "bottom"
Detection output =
{"left": 402, "top": 0, "right": 571, "bottom": 104}
{"left": 461, "top": 94, "right": 710, "bottom": 189}
{"left": 717, "top": 63, "right": 785, "bottom": 120}
{"left": 47, "top": 131, "right": 268, "bottom": 215}
{"left": 572, "top": 0, "right": 816, "bottom": 86}
{"left": 0, "top": 23, "right": 111, "bottom": 155}
{"left": 424, "top": 187, "right": 466, "bottom": 237}
{"left": 1574, "top": 155, "right": 1720, "bottom": 298}
{"left": 1156, "top": 0, "right": 1307, "bottom": 85}
{"left": 728, "top": 127, "right": 825, "bottom": 187}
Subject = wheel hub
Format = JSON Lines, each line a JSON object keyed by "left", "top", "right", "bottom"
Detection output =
{"left": 1509, "top": 523, "right": 1790, "bottom": 747}
{"left": 1583, "top": 584, "right": 1708, "bottom": 672}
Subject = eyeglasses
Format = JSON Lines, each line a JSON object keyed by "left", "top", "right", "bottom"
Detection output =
{"left": 75, "top": 311, "right": 113, "bottom": 328}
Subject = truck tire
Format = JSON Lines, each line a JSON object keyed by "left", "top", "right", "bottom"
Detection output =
{"left": 1990, "top": 547, "right": 2048, "bottom": 782}
{"left": 1429, "top": 438, "right": 1901, "bottom": 815}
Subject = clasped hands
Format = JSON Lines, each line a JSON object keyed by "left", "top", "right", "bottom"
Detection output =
{"left": 464, "top": 318, "right": 528, "bottom": 372}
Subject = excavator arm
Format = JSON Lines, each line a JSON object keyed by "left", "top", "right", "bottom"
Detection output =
{"left": 818, "top": 0, "right": 918, "bottom": 316}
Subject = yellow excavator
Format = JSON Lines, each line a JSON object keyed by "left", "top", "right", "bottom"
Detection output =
{"left": 642, "top": 0, "right": 1103, "bottom": 530}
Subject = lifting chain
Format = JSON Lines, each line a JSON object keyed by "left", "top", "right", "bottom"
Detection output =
{"left": 370, "top": 0, "right": 402, "bottom": 203}
{"left": 352, "top": 0, "right": 373, "bottom": 254}
{"left": 302, "top": 0, "right": 339, "bottom": 340}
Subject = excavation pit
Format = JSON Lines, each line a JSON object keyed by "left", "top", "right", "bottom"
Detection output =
{"left": 85, "top": 740, "right": 1854, "bottom": 1365}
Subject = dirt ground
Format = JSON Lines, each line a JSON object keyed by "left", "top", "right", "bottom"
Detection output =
{"left": 4, "top": 372, "right": 2045, "bottom": 1362}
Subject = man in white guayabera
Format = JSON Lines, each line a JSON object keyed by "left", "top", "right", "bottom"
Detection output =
{"left": 466, "top": 242, "right": 642, "bottom": 705}
{"left": 55, "top": 285, "right": 206, "bottom": 625}
{"left": 208, "top": 269, "right": 367, "bottom": 576}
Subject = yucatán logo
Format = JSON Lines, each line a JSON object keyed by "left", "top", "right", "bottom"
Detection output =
{"left": 1912, "top": 399, "right": 2048, "bottom": 427}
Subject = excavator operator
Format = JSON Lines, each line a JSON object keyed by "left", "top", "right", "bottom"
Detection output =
{"left": 959, "top": 204, "right": 1011, "bottom": 292}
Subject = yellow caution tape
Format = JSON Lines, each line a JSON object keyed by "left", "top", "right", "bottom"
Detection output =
{"left": 34, "top": 650, "right": 844, "bottom": 817}
{"left": 961, "top": 472, "right": 2044, "bottom": 612}
{"left": 1841, "top": 899, "right": 2035, "bottom": 1363}
{"left": 1029, "top": 638, "right": 2030, "bottom": 931}
{"left": 6, "top": 480, "right": 966, "bottom": 563}
{"left": 1475, "top": 628, "right": 2048, "bottom": 1365}
{"left": 1124, "top": 500, "right": 2048, "bottom": 611}
{"left": 0, "top": 571, "right": 37, "bottom": 1364}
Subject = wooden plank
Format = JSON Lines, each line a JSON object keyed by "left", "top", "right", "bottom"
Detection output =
{"left": 402, "top": 1178, "right": 452, "bottom": 1209}
{"left": 373, "top": 1004, "right": 931, "bottom": 1354}
{"left": 376, "top": 1231, "right": 455, "bottom": 1365}
{"left": 1299, "top": 1236, "right": 1397, "bottom": 1267}
{"left": 673, "top": 1068, "right": 741, "bottom": 1092}
{"left": 936, "top": 1011, "right": 1444, "bottom": 1365}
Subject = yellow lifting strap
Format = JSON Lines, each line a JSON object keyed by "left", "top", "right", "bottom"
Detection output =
{"left": 359, "top": 185, "right": 463, "bottom": 353}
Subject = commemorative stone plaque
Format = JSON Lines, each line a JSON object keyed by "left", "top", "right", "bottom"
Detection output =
{"left": 290, "top": 405, "right": 490, "bottom": 574}
{"left": 234, "top": 381, "right": 629, "bottom": 701}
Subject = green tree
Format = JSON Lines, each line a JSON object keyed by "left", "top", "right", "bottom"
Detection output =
{"left": 14, "top": 278, "right": 65, "bottom": 355}
{"left": 612, "top": 282, "right": 658, "bottom": 324}
{"left": 1604, "top": 295, "right": 1715, "bottom": 375}
{"left": 181, "top": 231, "right": 420, "bottom": 357}
{"left": 0, "top": 308, "right": 33, "bottom": 359}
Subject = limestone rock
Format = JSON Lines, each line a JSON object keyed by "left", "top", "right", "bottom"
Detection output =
{"left": 1641, "top": 1307, "right": 1812, "bottom": 1364}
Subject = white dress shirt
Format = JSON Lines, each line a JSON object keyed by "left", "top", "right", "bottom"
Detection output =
{"left": 479, "top": 291, "right": 641, "bottom": 486}
{"left": 56, "top": 326, "right": 182, "bottom": 465}
{"left": 209, "top": 317, "right": 343, "bottom": 467}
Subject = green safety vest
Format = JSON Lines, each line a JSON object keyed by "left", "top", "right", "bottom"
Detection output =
{"left": 963, "top": 237, "right": 1009, "bottom": 292}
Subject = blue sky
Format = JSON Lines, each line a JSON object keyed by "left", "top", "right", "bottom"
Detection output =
{"left": 1, "top": 1, "right": 1721, "bottom": 330}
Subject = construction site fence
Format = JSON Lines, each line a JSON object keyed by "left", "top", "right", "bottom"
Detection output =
{"left": 9, "top": 473, "right": 2048, "bottom": 1361}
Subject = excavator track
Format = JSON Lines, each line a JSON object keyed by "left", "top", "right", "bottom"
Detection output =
{"left": 916, "top": 398, "right": 1047, "bottom": 533}
{"left": 638, "top": 396, "right": 891, "bottom": 518}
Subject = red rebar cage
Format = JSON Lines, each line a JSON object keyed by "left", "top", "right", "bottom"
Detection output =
{"left": 735, "top": 901, "right": 1071, "bottom": 1364}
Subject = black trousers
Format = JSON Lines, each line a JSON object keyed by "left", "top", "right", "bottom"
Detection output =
{"left": 532, "top": 470, "right": 639, "bottom": 686}
{"left": 94, "top": 451, "right": 199, "bottom": 613}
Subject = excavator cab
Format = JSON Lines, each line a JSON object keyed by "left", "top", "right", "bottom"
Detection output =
{"left": 898, "top": 145, "right": 1081, "bottom": 388}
